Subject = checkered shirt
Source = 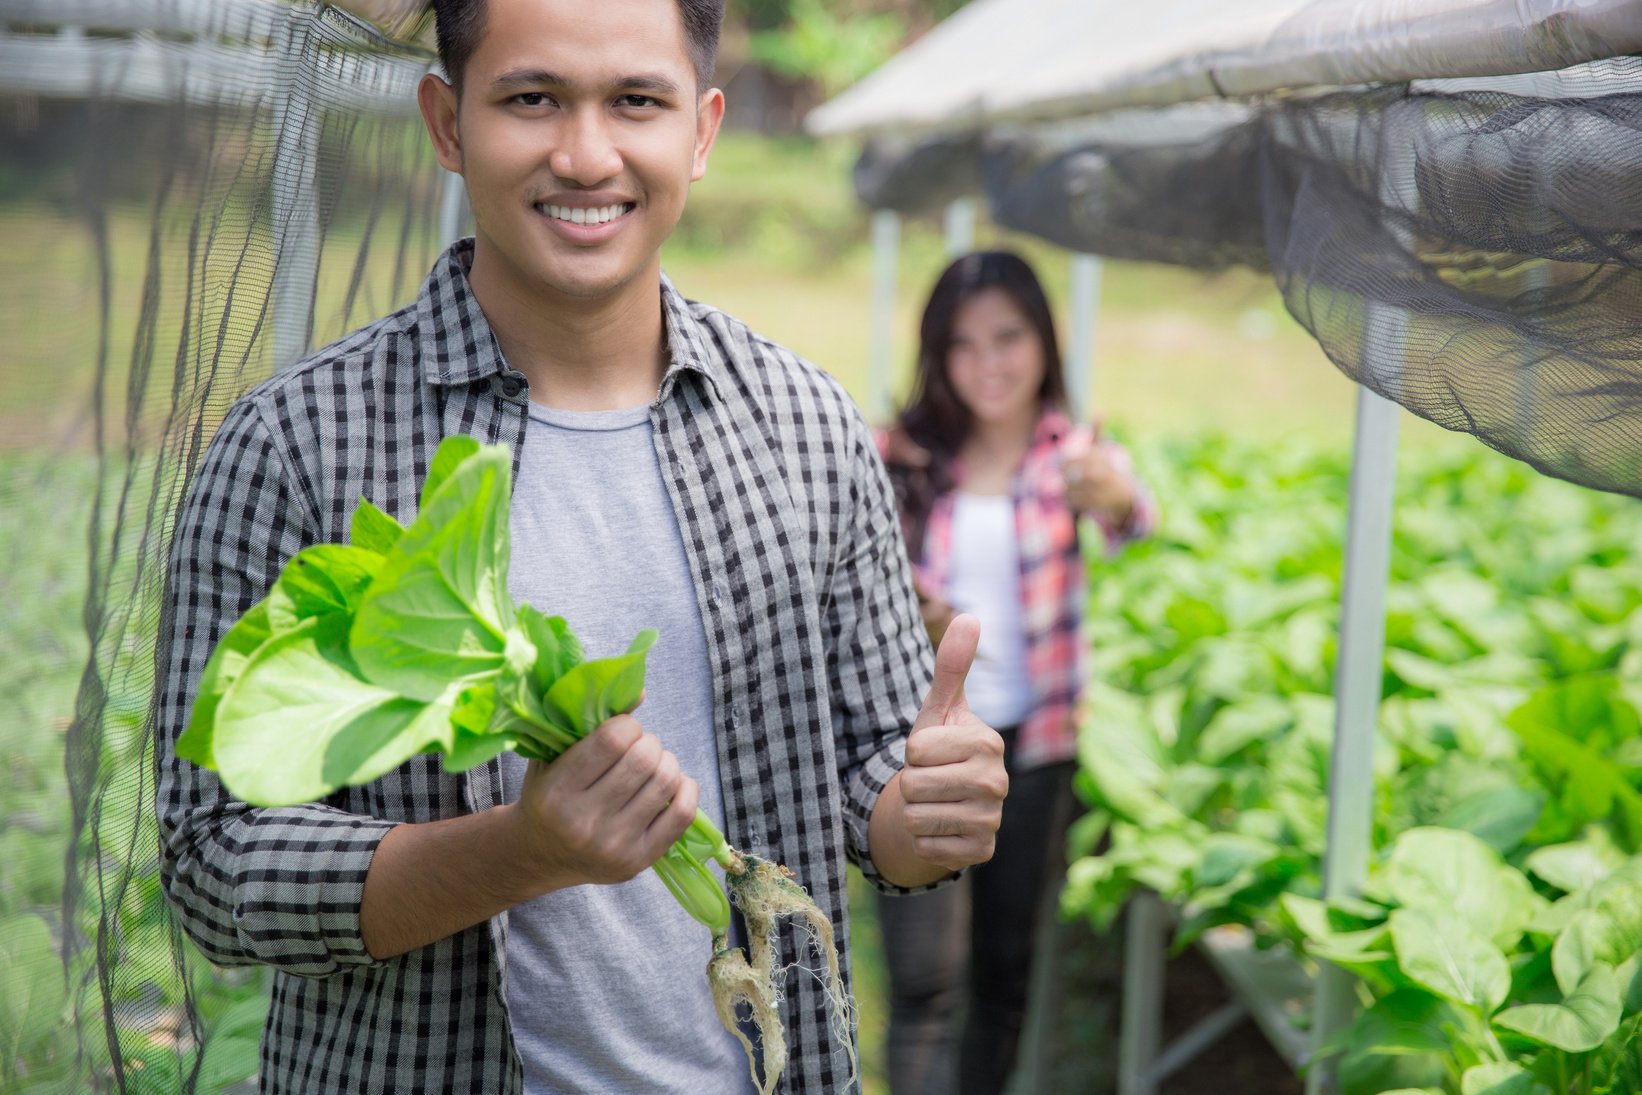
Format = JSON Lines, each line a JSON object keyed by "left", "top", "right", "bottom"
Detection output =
{"left": 156, "top": 239, "right": 935, "bottom": 1093}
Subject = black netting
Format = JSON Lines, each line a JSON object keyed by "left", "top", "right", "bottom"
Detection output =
{"left": 851, "top": 130, "right": 987, "bottom": 215}
{"left": 1, "top": 2, "right": 447, "bottom": 1088}
{"left": 869, "top": 58, "right": 1642, "bottom": 498}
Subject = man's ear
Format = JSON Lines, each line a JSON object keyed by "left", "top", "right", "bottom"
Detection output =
{"left": 691, "top": 88, "right": 726, "bottom": 183}
{"left": 418, "top": 72, "right": 464, "bottom": 174}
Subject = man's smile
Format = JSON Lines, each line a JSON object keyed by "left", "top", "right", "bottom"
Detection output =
{"left": 534, "top": 201, "right": 636, "bottom": 226}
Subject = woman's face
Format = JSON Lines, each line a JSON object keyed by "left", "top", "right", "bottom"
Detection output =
{"left": 945, "top": 287, "right": 1046, "bottom": 430}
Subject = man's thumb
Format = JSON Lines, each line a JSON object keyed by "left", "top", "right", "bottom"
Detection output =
{"left": 918, "top": 613, "right": 979, "bottom": 727}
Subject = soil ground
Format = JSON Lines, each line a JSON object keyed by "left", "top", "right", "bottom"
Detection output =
{"left": 1040, "top": 913, "right": 1307, "bottom": 1095}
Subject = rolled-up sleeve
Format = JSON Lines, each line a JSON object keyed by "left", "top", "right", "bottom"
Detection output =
{"left": 824, "top": 410, "right": 938, "bottom": 894}
{"left": 155, "top": 401, "right": 394, "bottom": 977}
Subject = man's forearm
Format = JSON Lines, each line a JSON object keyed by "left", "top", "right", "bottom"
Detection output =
{"left": 360, "top": 803, "right": 547, "bottom": 960}
{"left": 866, "top": 772, "right": 960, "bottom": 890}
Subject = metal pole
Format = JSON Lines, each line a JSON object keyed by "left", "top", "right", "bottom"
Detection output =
{"left": 1118, "top": 892, "right": 1168, "bottom": 1095}
{"left": 1066, "top": 254, "right": 1103, "bottom": 419}
{"left": 270, "top": 6, "right": 322, "bottom": 371}
{"left": 1304, "top": 145, "right": 1413, "bottom": 1094}
{"left": 869, "top": 209, "right": 901, "bottom": 423}
{"left": 1305, "top": 388, "right": 1399, "bottom": 1095}
{"left": 943, "top": 196, "right": 977, "bottom": 256}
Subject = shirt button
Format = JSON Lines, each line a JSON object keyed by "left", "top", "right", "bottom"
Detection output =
{"left": 711, "top": 580, "right": 727, "bottom": 606}
{"left": 494, "top": 372, "right": 525, "bottom": 399}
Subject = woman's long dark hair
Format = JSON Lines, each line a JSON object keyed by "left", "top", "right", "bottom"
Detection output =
{"left": 887, "top": 250, "right": 1069, "bottom": 557}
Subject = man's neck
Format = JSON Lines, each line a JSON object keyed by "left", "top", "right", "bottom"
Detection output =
{"left": 467, "top": 248, "right": 668, "bottom": 413}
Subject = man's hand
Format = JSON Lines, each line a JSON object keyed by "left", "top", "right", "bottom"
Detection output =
{"left": 508, "top": 715, "right": 699, "bottom": 893}
{"left": 361, "top": 714, "right": 697, "bottom": 960}
{"left": 896, "top": 613, "right": 1008, "bottom": 875}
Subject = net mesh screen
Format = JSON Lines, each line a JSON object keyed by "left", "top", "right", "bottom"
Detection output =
{"left": 972, "top": 59, "right": 1642, "bottom": 495}
{"left": 1, "top": 2, "right": 447, "bottom": 1088}
{"left": 871, "top": 58, "right": 1642, "bottom": 498}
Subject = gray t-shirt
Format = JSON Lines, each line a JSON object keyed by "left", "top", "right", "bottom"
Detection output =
{"left": 501, "top": 400, "right": 754, "bottom": 1095}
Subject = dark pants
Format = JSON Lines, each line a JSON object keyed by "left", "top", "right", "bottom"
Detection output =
{"left": 875, "top": 728, "right": 1078, "bottom": 1095}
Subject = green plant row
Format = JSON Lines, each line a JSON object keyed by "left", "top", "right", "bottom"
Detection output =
{"left": 1063, "top": 436, "right": 1642, "bottom": 1095}
{"left": 1, "top": 452, "right": 269, "bottom": 1095}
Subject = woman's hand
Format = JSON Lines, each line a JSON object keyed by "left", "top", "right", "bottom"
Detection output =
{"left": 1061, "top": 423, "right": 1137, "bottom": 527}
{"left": 915, "top": 577, "right": 956, "bottom": 648}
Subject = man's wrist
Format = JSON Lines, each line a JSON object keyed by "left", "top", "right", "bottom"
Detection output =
{"left": 866, "top": 772, "right": 959, "bottom": 890}
{"left": 360, "top": 803, "right": 564, "bottom": 960}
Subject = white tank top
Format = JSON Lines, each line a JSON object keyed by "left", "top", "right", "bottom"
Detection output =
{"left": 943, "top": 491, "right": 1036, "bottom": 729}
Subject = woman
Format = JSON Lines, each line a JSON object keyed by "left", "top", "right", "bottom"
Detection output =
{"left": 876, "top": 250, "right": 1154, "bottom": 1095}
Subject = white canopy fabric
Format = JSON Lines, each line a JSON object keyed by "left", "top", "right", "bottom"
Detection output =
{"left": 807, "top": 0, "right": 1642, "bottom": 136}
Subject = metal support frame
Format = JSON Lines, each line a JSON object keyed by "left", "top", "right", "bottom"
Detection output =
{"left": 868, "top": 208, "right": 901, "bottom": 423}
{"left": 1066, "top": 254, "right": 1103, "bottom": 419}
{"left": 1112, "top": 140, "right": 1412, "bottom": 1094}
{"left": 3, "top": 5, "right": 434, "bottom": 375}
{"left": 1118, "top": 905, "right": 1316, "bottom": 1095}
{"left": 1304, "top": 387, "right": 1399, "bottom": 1094}
{"left": 1304, "top": 145, "right": 1414, "bottom": 1090}
{"left": 1117, "top": 892, "right": 1170, "bottom": 1095}
{"left": 944, "top": 196, "right": 977, "bottom": 255}
{"left": 1110, "top": 392, "right": 1401, "bottom": 1095}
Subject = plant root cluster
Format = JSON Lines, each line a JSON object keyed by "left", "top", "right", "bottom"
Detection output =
{"left": 706, "top": 854, "right": 858, "bottom": 1095}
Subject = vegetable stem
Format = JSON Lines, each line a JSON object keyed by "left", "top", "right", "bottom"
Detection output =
{"left": 511, "top": 701, "right": 736, "bottom": 933}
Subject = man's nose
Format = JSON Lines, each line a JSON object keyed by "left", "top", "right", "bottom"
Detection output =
{"left": 549, "top": 109, "right": 622, "bottom": 186}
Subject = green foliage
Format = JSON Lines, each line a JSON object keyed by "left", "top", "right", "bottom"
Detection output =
{"left": 747, "top": 0, "right": 907, "bottom": 96}
{"left": 179, "top": 435, "right": 732, "bottom": 934}
{"left": 1063, "top": 436, "right": 1642, "bottom": 1094}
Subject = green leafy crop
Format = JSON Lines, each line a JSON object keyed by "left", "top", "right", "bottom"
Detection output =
{"left": 176, "top": 434, "right": 733, "bottom": 931}
{"left": 1062, "top": 437, "right": 1642, "bottom": 1094}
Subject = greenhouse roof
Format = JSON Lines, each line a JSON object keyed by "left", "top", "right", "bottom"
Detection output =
{"left": 806, "top": 0, "right": 1642, "bottom": 136}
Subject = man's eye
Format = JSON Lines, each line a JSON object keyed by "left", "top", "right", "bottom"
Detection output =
{"left": 620, "top": 94, "right": 660, "bottom": 109}
{"left": 515, "top": 92, "right": 553, "bottom": 107}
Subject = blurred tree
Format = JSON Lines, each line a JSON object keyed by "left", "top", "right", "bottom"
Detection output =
{"left": 717, "top": 0, "right": 971, "bottom": 129}
{"left": 746, "top": 0, "right": 904, "bottom": 97}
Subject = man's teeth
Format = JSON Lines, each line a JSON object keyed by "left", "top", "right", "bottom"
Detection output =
{"left": 539, "top": 203, "right": 628, "bottom": 225}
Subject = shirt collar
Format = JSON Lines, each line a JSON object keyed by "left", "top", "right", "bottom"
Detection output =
{"left": 416, "top": 238, "right": 721, "bottom": 402}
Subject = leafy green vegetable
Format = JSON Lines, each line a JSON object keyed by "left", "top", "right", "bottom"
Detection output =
{"left": 178, "top": 437, "right": 731, "bottom": 926}
{"left": 349, "top": 442, "right": 515, "bottom": 700}
{"left": 212, "top": 619, "right": 461, "bottom": 805}
{"left": 1062, "top": 438, "right": 1642, "bottom": 1095}
{"left": 1494, "top": 964, "right": 1624, "bottom": 1052}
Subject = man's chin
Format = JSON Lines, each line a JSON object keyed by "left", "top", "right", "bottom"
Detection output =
{"left": 530, "top": 257, "right": 655, "bottom": 303}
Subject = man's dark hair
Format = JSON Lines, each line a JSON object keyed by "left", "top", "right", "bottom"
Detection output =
{"left": 432, "top": 0, "right": 724, "bottom": 92}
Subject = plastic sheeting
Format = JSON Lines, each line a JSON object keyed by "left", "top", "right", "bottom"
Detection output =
{"left": 809, "top": 1, "right": 1642, "bottom": 501}
{"left": 807, "top": 0, "right": 1642, "bottom": 135}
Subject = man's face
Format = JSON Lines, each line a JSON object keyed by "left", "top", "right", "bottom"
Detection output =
{"left": 420, "top": 0, "right": 722, "bottom": 305}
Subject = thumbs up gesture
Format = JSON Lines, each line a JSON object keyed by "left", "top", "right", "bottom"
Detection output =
{"left": 1061, "top": 418, "right": 1137, "bottom": 527}
{"left": 898, "top": 613, "right": 1008, "bottom": 874}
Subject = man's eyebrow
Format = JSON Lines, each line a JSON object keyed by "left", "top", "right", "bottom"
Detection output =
{"left": 489, "top": 69, "right": 684, "bottom": 97}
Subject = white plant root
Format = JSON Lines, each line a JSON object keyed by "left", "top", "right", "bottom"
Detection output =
{"left": 706, "top": 854, "right": 858, "bottom": 1095}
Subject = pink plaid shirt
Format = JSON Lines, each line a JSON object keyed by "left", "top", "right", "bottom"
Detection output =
{"left": 882, "top": 409, "right": 1154, "bottom": 770}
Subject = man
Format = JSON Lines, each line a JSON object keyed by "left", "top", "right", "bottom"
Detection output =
{"left": 156, "top": 0, "right": 1007, "bottom": 1092}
